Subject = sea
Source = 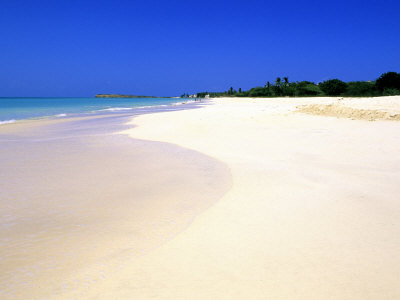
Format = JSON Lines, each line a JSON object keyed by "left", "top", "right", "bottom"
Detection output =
{"left": 0, "top": 97, "right": 190, "bottom": 124}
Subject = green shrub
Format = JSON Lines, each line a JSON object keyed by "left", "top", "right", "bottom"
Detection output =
{"left": 376, "top": 72, "right": 400, "bottom": 91}
{"left": 344, "top": 81, "right": 376, "bottom": 97}
{"left": 236, "top": 92, "right": 248, "bottom": 97}
{"left": 295, "top": 81, "right": 322, "bottom": 96}
{"left": 248, "top": 87, "right": 269, "bottom": 97}
{"left": 383, "top": 88, "right": 400, "bottom": 96}
{"left": 281, "top": 85, "right": 296, "bottom": 97}
{"left": 319, "top": 79, "right": 347, "bottom": 96}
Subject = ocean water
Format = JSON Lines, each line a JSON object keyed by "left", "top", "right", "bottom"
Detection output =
{"left": 0, "top": 97, "right": 187, "bottom": 124}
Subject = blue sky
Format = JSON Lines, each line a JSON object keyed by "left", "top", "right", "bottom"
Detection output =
{"left": 0, "top": 0, "right": 399, "bottom": 97}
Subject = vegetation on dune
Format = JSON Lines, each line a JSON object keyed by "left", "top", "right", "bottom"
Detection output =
{"left": 319, "top": 79, "right": 348, "bottom": 96}
{"left": 343, "top": 81, "right": 378, "bottom": 97}
{"left": 295, "top": 81, "right": 322, "bottom": 96}
{"left": 376, "top": 72, "right": 400, "bottom": 95}
{"left": 192, "top": 72, "right": 400, "bottom": 98}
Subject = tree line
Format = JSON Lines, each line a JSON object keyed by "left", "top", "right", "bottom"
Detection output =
{"left": 193, "top": 72, "right": 400, "bottom": 98}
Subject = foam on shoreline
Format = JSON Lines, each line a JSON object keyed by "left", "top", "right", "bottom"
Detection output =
{"left": 0, "top": 119, "right": 16, "bottom": 125}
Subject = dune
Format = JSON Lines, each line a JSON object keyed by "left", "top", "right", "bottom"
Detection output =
{"left": 297, "top": 96, "right": 400, "bottom": 121}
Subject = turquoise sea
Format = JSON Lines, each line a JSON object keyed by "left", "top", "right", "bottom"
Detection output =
{"left": 0, "top": 97, "right": 185, "bottom": 124}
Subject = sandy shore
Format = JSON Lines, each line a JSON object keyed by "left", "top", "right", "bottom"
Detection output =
{"left": 0, "top": 113, "right": 231, "bottom": 299}
{"left": 60, "top": 96, "right": 400, "bottom": 299}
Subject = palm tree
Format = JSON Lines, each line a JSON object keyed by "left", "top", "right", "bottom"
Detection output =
{"left": 275, "top": 77, "right": 281, "bottom": 87}
{"left": 265, "top": 81, "right": 270, "bottom": 89}
{"left": 283, "top": 77, "right": 289, "bottom": 86}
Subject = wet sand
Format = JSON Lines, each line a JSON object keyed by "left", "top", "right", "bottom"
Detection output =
{"left": 0, "top": 110, "right": 231, "bottom": 299}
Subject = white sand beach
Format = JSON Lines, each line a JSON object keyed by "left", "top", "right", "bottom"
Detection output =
{"left": 72, "top": 96, "right": 400, "bottom": 299}
{"left": 4, "top": 96, "right": 400, "bottom": 299}
{"left": 2, "top": 0, "right": 398, "bottom": 297}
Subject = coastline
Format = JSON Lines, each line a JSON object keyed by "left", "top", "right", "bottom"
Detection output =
{"left": 2, "top": 96, "right": 400, "bottom": 298}
{"left": 0, "top": 97, "right": 188, "bottom": 125}
{"left": 0, "top": 103, "right": 231, "bottom": 299}
{"left": 70, "top": 96, "right": 400, "bottom": 299}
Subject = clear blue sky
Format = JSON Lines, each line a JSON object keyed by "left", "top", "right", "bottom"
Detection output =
{"left": 1, "top": 0, "right": 399, "bottom": 97}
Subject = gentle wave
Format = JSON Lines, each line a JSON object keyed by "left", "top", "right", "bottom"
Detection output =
{"left": 135, "top": 104, "right": 169, "bottom": 109}
{"left": 98, "top": 107, "right": 134, "bottom": 112}
{"left": 95, "top": 104, "right": 172, "bottom": 112}
{"left": 0, "top": 119, "right": 16, "bottom": 125}
{"left": 0, "top": 97, "right": 180, "bottom": 122}
{"left": 172, "top": 100, "right": 196, "bottom": 106}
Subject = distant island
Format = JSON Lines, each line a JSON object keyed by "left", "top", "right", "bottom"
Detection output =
{"left": 95, "top": 94, "right": 161, "bottom": 98}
